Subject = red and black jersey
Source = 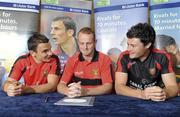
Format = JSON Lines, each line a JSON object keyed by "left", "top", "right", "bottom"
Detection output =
{"left": 8, "top": 53, "right": 61, "bottom": 86}
{"left": 61, "top": 50, "right": 113, "bottom": 88}
{"left": 116, "top": 49, "right": 173, "bottom": 89}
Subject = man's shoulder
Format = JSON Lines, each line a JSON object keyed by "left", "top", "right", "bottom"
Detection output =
{"left": 118, "top": 50, "right": 130, "bottom": 60}
{"left": 71, "top": 52, "right": 80, "bottom": 59}
{"left": 50, "top": 54, "right": 60, "bottom": 62}
{"left": 152, "top": 49, "right": 170, "bottom": 59}
{"left": 97, "top": 51, "right": 112, "bottom": 63}
{"left": 120, "top": 50, "right": 129, "bottom": 55}
{"left": 152, "top": 48, "right": 167, "bottom": 55}
{"left": 98, "top": 51, "right": 109, "bottom": 59}
{"left": 64, "top": 52, "right": 80, "bottom": 65}
{"left": 15, "top": 53, "right": 30, "bottom": 63}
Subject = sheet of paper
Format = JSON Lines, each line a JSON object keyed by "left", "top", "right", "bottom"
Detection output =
{"left": 54, "top": 96, "right": 95, "bottom": 106}
{"left": 63, "top": 98, "right": 87, "bottom": 103}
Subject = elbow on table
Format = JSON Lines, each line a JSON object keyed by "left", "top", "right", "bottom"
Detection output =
{"left": 166, "top": 86, "right": 179, "bottom": 99}
{"left": 56, "top": 83, "right": 68, "bottom": 95}
{"left": 51, "top": 86, "right": 57, "bottom": 92}
{"left": 47, "top": 84, "right": 58, "bottom": 93}
{"left": 115, "top": 85, "right": 124, "bottom": 95}
{"left": 104, "top": 84, "right": 113, "bottom": 94}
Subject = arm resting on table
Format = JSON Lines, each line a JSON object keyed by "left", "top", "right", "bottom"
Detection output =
{"left": 162, "top": 73, "right": 179, "bottom": 99}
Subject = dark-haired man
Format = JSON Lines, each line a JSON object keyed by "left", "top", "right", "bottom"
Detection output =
{"left": 3, "top": 33, "right": 61, "bottom": 96}
{"left": 115, "top": 23, "right": 178, "bottom": 101}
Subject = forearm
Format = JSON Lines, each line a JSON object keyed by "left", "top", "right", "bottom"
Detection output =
{"left": 115, "top": 85, "right": 143, "bottom": 99}
{"left": 164, "top": 85, "right": 178, "bottom": 99}
{"left": 82, "top": 83, "right": 112, "bottom": 96}
{"left": 25, "top": 83, "right": 57, "bottom": 94}
{"left": 57, "top": 83, "right": 69, "bottom": 96}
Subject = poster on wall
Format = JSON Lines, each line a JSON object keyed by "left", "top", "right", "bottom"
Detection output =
{"left": 40, "top": 0, "right": 92, "bottom": 50}
{"left": 0, "top": 0, "right": 40, "bottom": 85}
{"left": 40, "top": 0, "right": 92, "bottom": 73}
{"left": 94, "top": 0, "right": 148, "bottom": 63}
{"left": 150, "top": 0, "right": 180, "bottom": 77}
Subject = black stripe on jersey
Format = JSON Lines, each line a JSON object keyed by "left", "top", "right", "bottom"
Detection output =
{"left": 51, "top": 54, "right": 61, "bottom": 76}
{"left": 72, "top": 76, "right": 102, "bottom": 86}
{"left": 8, "top": 54, "right": 30, "bottom": 77}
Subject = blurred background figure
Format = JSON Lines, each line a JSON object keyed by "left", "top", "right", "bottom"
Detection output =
{"left": 156, "top": 34, "right": 180, "bottom": 94}
{"left": 0, "top": 62, "right": 6, "bottom": 88}
{"left": 107, "top": 47, "right": 121, "bottom": 69}
{"left": 50, "top": 16, "right": 78, "bottom": 74}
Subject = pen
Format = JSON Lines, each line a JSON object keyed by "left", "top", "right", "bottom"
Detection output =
{"left": 45, "top": 96, "right": 49, "bottom": 103}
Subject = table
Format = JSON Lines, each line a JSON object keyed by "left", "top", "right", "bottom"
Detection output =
{"left": 0, "top": 91, "right": 179, "bottom": 117}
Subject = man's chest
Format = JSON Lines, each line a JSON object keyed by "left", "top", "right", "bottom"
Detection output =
{"left": 74, "top": 62, "right": 101, "bottom": 79}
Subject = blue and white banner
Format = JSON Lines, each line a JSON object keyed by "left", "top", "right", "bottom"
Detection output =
{"left": 150, "top": 0, "right": 180, "bottom": 47}
{"left": 150, "top": 0, "right": 180, "bottom": 77}
{"left": 0, "top": 0, "right": 39, "bottom": 12}
{"left": 40, "top": 0, "right": 92, "bottom": 50}
{"left": 94, "top": 0, "right": 148, "bottom": 61}
{"left": 41, "top": 4, "right": 91, "bottom": 14}
{"left": 0, "top": 0, "right": 40, "bottom": 83}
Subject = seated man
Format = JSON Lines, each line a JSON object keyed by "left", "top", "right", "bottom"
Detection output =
{"left": 57, "top": 27, "right": 113, "bottom": 98}
{"left": 3, "top": 33, "right": 61, "bottom": 96}
{"left": 115, "top": 23, "right": 178, "bottom": 101}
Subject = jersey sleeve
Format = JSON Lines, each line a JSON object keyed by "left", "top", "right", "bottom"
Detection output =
{"left": 160, "top": 53, "right": 174, "bottom": 74}
{"left": 116, "top": 53, "right": 128, "bottom": 73}
{"left": 8, "top": 59, "right": 24, "bottom": 81}
{"left": 60, "top": 57, "right": 75, "bottom": 84}
{"left": 100, "top": 56, "right": 113, "bottom": 84}
{"left": 49, "top": 55, "right": 61, "bottom": 76}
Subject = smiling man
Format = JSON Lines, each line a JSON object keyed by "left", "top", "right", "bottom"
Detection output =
{"left": 115, "top": 23, "right": 178, "bottom": 101}
{"left": 57, "top": 27, "right": 113, "bottom": 98}
{"left": 3, "top": 33, "right": 61, "bottom": 96}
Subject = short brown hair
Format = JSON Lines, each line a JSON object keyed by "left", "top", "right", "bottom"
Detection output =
{"left": 77, "top": 27, "right": 95, "bottom": 41}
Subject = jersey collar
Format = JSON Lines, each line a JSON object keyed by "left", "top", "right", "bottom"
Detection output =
{"left": 79, "top": 50, "right": 99, "bottom": 62}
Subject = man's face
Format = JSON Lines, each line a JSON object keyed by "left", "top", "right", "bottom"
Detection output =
{"left": 50, "top": 20, "right": 68, "bottom": 45}
{"left": 164, "top": 44, "right": 178, "bottom": 55}
{"left": 32, "top": 43, "right": 53, "bottom": 63}
{"left": 127, "top": 38, "right": 149, "bottom": 59}
{"left": 78, "top": 33, "right": 95, "bottom": 57}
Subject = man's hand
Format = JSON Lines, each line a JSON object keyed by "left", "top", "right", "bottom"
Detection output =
{"left": 67, "top": 82, "right": 82, "bottom": 98}
{"left": 6, "top": 81, "right": 24, "bottom": 97}
{"left": 142, "top": 86, "right": 166, "bottom": 101}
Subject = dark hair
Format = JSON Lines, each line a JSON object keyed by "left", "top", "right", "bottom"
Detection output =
{"left": 126, "top": 23, "right": 156, "bottom": 49}
{"left": 156, "top": 34, "right": 176, "bottom": 49}
{"left": 28, "top": 33, "right": 49, "bottom": 52}
{"left": 53, "top": 16, "right": 76, "bottom": 37}
{"left": 77, "top": 27, "right": 95, "bottom": 41}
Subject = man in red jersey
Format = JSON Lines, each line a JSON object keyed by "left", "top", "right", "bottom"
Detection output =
{"left": 115, "top": 23, "right": 178, "bottom": 101}
{"left": 57, "top": 27, "right": 113, "bottom": 98}
{"left": 3, "top": 33, "right": 61, "bottom": 96}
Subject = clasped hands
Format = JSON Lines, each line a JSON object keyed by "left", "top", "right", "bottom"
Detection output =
{"left": 7, "top": 81, "right": 24, "bottom": 96}
{"left": 142, "top": 86, "right": 166, "bottom": 101}
{"left": 66, "top": 81, "right": 87, "bottom": 98}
